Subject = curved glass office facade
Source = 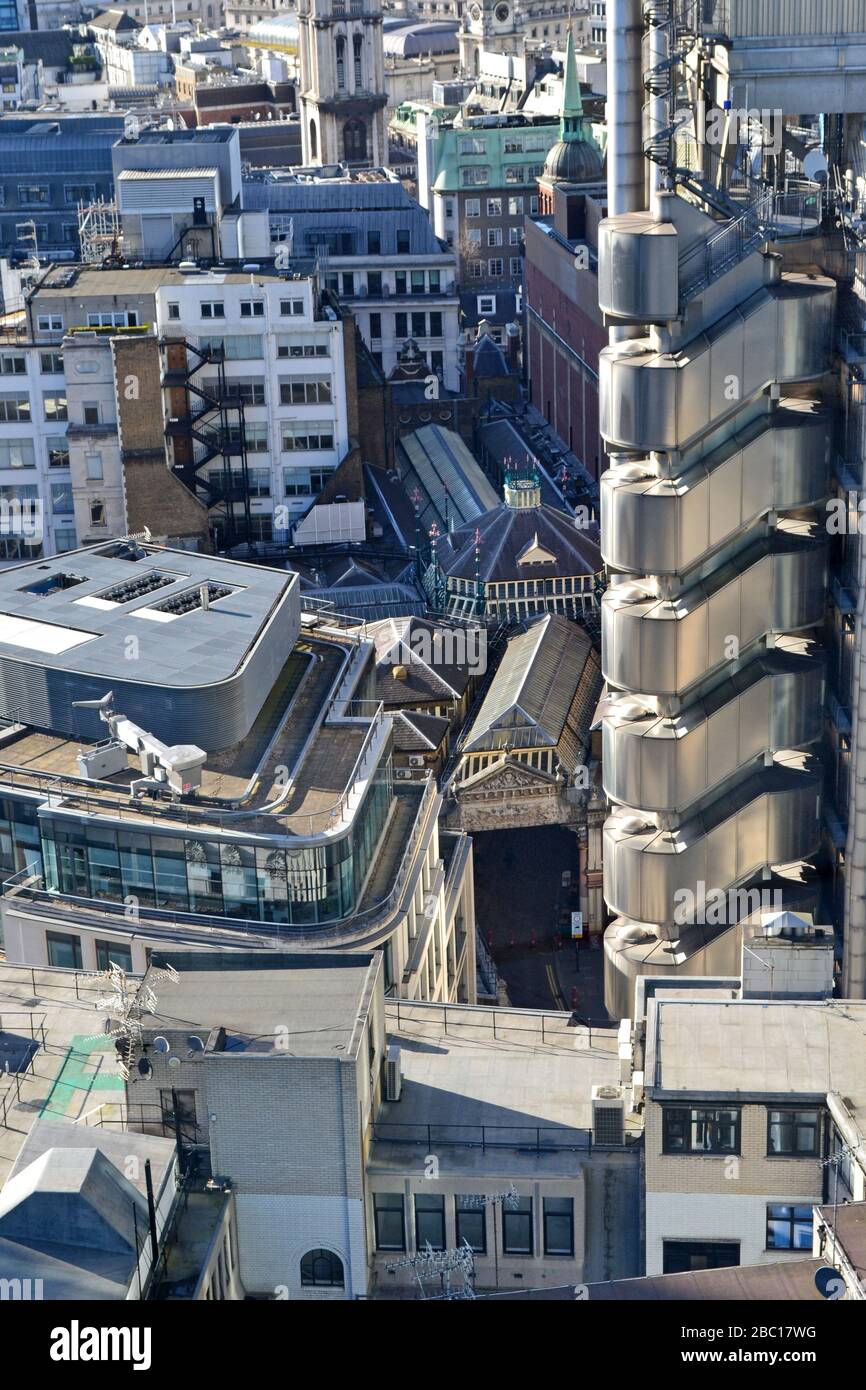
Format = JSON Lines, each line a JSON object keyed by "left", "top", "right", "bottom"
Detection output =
{"left": 15, "top": 755, "right": 393, "bottom": 927}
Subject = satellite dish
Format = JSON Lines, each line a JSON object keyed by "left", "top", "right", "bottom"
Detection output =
{"left": 168, "top": 1055, "right": 182, "bottom": 1069}
{"left": 153, "top": 1036, "right": 170, "bottom": 1054}
{"left": 803, "top": 148, "right": 829, "bottom": 184}
{"left": 187, "top": 1035, "right": 205, "bottom": 1053}
{"left": 137, "top": 1057, "right": 153, "bottom": 1078}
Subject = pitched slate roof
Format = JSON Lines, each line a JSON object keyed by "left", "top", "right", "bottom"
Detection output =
{"left": 437, "top": 496, "right": 601, "bottom": 583}
{"left": 367, "top": 615, "right": 472, "bottom": 704}
{"left": 391, "top": 709, "right": 450, "bottom": 752}
{"left": 463, "top": 613, "right": 601, "bottom": 769}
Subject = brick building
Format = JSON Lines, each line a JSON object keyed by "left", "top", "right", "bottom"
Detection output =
{"left": 523, "top": 180, "right": 607, "bottom": 478}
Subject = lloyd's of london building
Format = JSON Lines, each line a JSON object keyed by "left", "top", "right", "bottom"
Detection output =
{"left": 597, "top": 0, "right": 866, "bottom": 1017}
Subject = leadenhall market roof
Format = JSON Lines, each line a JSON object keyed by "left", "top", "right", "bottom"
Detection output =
{"left": 435, "top": 473, "right": 602, "bottom": 585}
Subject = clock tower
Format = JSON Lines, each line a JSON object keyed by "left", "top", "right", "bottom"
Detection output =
{"left": 460, "top": 0, "right": 523, "bottom": 74}
{"left": 297, "top": 0, "right": 388, "bottom": 168}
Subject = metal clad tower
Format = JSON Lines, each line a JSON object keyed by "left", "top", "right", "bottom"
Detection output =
{"left": 597, "top": 0, "right": 836, "bottom": 1017}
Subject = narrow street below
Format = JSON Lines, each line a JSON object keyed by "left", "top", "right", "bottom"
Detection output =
{"left": 471, "top": 825, "right": 609, "bottom": 1021}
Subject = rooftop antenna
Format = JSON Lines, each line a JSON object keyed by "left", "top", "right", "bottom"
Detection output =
{"left": 85, "top": 961, "right": 179, "bottom": 1081}
{"left": 386, "top": 1241, "right": 477, "bottom": 1300}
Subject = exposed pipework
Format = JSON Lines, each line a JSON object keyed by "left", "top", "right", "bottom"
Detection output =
{"left": 606, "top": 0, "right": 645, "bottom": 220}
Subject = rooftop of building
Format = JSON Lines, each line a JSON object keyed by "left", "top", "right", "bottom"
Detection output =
{"left": 369, "top": 1000, "right": 631, "bottom": 1177}
{"left": 114, "top": 125, "right": 239, "bottom": 145}
{"left": 0, "top": 31, "right": 77, "bottom": 66}
{"left": 816, "top": 1201, "right": 866, "bottom": 1295}
{"left": 396, "top": 423, "right": 501, "bottom": 534}
{"left": 645, "top": 997, "right": 866, "bottom": 1108}
{"left": 463, "top": 613, "right": 601, "bottom": 761}
{"left": 436, "top": 485, "right": 602, "bottom": 583}
{"left": 586, "top": 1259, "right": 827, "bottom": 1301}
{"left": 139, "top": 950, "right": 380, "bottom": 1057}
{"left": 0, "top": 963, "right": 158, "bottom": 1187}
{"left": 0, "top": 1117, "right": 176, "bottom": 1299}
{"left": 0, "top": 542, "right": 293, "bottom": 689}
{"left": 366, "top": 614, "right": 474, "bottom": 702}
{"left": 382, "top": 18, "right": 459, "bottom": 56}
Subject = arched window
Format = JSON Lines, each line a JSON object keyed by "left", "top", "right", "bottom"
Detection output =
{"left": 353, "top": 33, "right": 363, "bottom": 87}
{"left": 309, "top": 118, "right": 318, "bottom": 160}
{"left": 300, "top": 1249, "right": 344, "bottom": 1287}
{"left": 335, "top": 36, "right": 345, "bottom": 89}
{"left": 343, "top": 119, "right": 367, "bottom": 163}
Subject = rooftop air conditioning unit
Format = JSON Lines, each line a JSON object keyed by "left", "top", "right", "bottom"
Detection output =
{"left": 385, "top": 1043, "right": 402, "bottom": 1101}
{"left": 408, "top": 755, "right": 425, "bottom": 767}
{"left": 591, "top": 1085, "right": 625, "bottom": 1147}
{"left": 395, "top": 767, "right": 413, "bottom": 779}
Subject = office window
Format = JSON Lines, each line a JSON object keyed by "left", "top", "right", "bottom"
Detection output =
{"left": 37, "top": 313, "right": 63, "bottom": 332}
{"left": 240, "top": 300, "right": 265, "bottom": 318}
{"left": 47, "top": 931, "right": 82, "bottom": 970}
{"left": 467, "top": 261, "right": 483, "bottom": 279}
{"left": 224, "top": 380, "right": 265, "bottom": 407}
{"left": 663, "top": 1107, "right": 741, "bottom": 1155}
{"left": 243, "top": 423, "right": 269, "bottom": 453}
{"left": 459, "top": 137, "right": 486, "bottom": 155}
{"left": 279, "top": 299, "right": 305, "bottom": 316}
{"left": 167, "top": 303, "right": 180, "bottom": 320}
{"left": 466, "top": 228, "right": 482, "bottom": 246}
{"left": 0, "top": 394, "right": 29, "bottom": 422}
{"left": 766, "top": 1204, "right": 813, "bottom": 1251}
{"left": 396, "top": 229, "right": 411, "bottom": 255}
{"left": 54, "top": 526, "right": 77, "bottom": 553}
{"left": 487, "top": 228, "right": 502, "bottom": 247}
{"left": 502, "top": 1197, "right": 533, "bottom": 1254}
{"left": 414, "top": 1193, "right": 445, "bottom": 1250}
{"left": 395, "top": 312, "right": 408, "bottom": 338}
{"left": 373, "top": 1193, "right": 405, "bottom": 1250}
{"left": 279, "top": 378, "right": 331, "bottom": 405}
{"left": 95, "top": 939, "right": 133, "bottom": 973}
{"left": 0, "top": 353, "right": 25, "bottom": 375}
{"left": 281, "top": 422, "right": 335, "bottom": 452}
{"left": 40, "top": 352, "right": 63, "bottom": 374}
{"left": 455, "top": 1196, "right": 486, "bottom": 1253}
{"left": 87, "top": 311, "right": 136, "bottom": 328}
{"left": 508, "top": 196, "right": 524, "bottom": 215}
{"left": 367, "top": 271, "right": 382, "bottom": 296}
{"left": 65, "top": 183, "right": 95, "bottom": 205}
{"left": 369, "top": 312, "right": 382, "bottom": 339}
{"left": 395, "top": 272, "right": 407, "bottom": 296}
{"left": 431, "top": 350, "right": 444, "bottom": 376}
{"left": 429, "top": 312, "right": 443, "bottom": 338}
{"left": 767, "top": 1109, "right": 821, "bottom": 1157}
{"left": 200, "top": 301, "right": 225, "bottom": 319}
{"left": 276, "top": 336, "right": 326, "bottom": 358}
{"left": 543, "top": 1198, "right": 574, "bottom": 1256}
{"left": 428, "top": 270, "right": 441, "bottom": 293}
{"left": 300, "top": 1249, "right": 344, "bottom": 1287}
{"left": 82, "top": 403, "right": 100, "bottom": 426}
{"left": 488, "top": 258, "right": 503, "bottom": 277}
{"left": 85, "top": 453, "right": 103, "bottom": 481}
{"left": 90, "top": 500, "right": 106, "bottom": 527}
{"left": 367, "top": 230, "right": 381, "bottom": 255}
{"left": 465, "top": 198, "right": 481, "bottom": 217}
{"left": 0, "top": 442, "right": 34, "bottom": 469}
{"left": 461, "top": 166, "right": 490, "bottom": 186}
{"left": 200, "top": 335, "right": 263, "bottom": 360}
{"left": 43, "top": 394, "right": 67, "bottom": 423}
{"left": 18, "top": 184, "right": 48, "bottom": 205}
{"left": 509, "top": 227, "right": 522, "bottom": 246}
{"left": 509, "top": 257, "right": 521, "bottom": 276}
{"left": 50, "top": 482, "right": 73, "bottom": 514}
{"left": 411, "top": 312, "right": 426, "bottom": 338}
{"left": 663, "top": 1240, "right": 740, "bottom": 1274}
{"left": 47, "top": 436, "right": 69, "bottom": 469}
{"left": 530, "top": 195, "right": 539, "bottom": 215}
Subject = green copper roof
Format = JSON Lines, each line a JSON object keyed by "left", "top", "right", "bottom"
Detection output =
{"left": 560, "top": 29, "right": 585, "bottom": 142}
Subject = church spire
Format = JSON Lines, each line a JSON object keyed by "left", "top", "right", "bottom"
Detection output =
{"left": 560, "top": 28, "right": 584, "bottom": 143}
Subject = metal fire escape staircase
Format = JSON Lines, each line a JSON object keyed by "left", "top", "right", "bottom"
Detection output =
{"left": 641, "top": 0, "right": 781, "bottom": 304}
{"left": 163, "top": 342, "right": 253, "bottom": 546}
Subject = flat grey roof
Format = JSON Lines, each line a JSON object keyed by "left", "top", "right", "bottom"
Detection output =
{"left": 143, "top": 951, "right": 379, "bottom": 1057}
{"left": 646, "top": 998, "right": 866, "bottom": 1104}
{"left": 0, "top": 542, "right": 293, "bottom": 688}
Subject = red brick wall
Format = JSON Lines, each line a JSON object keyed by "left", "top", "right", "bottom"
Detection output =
{"left": 524, "top": 256, "right": 608, "bottom": 480}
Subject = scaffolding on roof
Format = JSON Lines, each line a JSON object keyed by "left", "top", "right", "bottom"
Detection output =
{"left": 77, "top": 197, "right": 122, "bottom": 265}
